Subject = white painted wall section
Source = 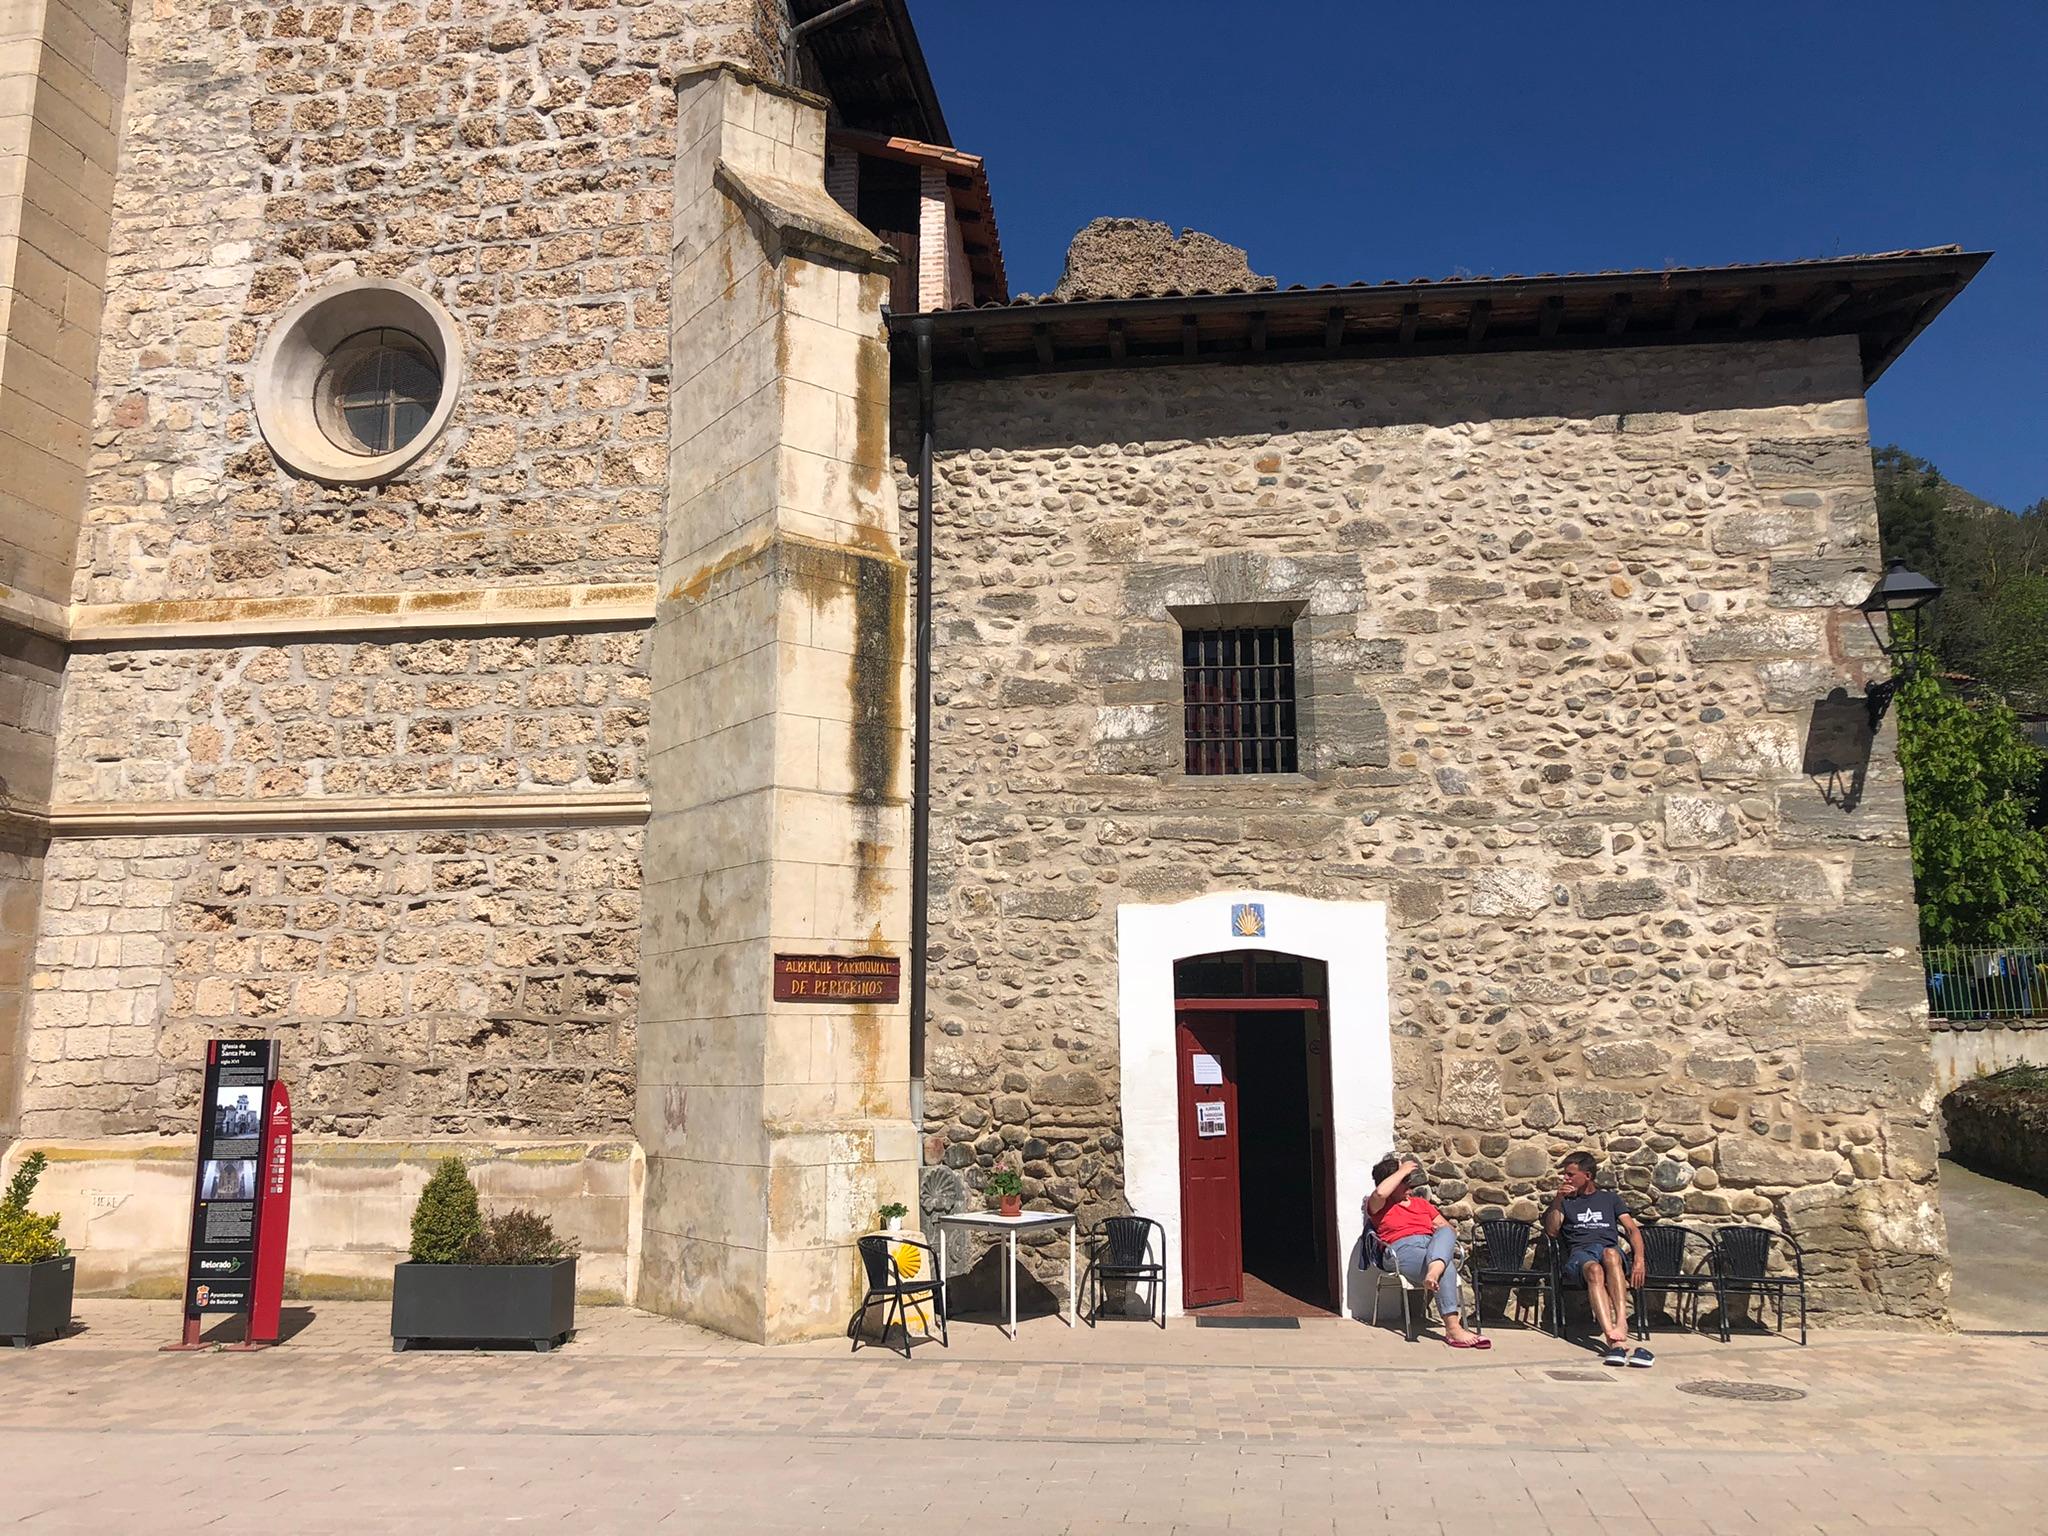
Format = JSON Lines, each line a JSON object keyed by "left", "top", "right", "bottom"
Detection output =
{"left": 1115, "top": 891, "right": 1393, "bottom": 1320}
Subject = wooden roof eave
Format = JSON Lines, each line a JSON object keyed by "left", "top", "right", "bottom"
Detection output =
{"left": 889, "top": 250, "right": 1990, "bottom": 387}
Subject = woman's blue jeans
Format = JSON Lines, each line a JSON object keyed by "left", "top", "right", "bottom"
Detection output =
{"left": 1383, "top": 1228, "right": 1462, "bottom": 1316}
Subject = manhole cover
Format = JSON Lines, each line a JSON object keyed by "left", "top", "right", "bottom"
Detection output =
{"left": 1546, "top": 1370, "right": 1612, "bottom": 1383}
{"left": 1677, "top": 1380, "right": 1807, "bottom": 1402}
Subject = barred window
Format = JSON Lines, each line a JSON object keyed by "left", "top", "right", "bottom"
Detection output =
{"left": 1182, "top": 626, "right": 1297, "bottom": 775}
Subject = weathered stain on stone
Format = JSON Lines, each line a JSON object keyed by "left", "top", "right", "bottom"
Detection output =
{"left": 672, "top": 535, "right": 775, "bottom": 605}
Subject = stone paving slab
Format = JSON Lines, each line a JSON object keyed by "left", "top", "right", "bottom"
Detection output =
{"left": 3, "top": 1301, "right": 2046, "bottom": 1533}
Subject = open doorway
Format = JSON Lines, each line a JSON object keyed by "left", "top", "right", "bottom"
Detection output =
{"left": 1173, "top": 951, "right": 1336, "bottom": 1317}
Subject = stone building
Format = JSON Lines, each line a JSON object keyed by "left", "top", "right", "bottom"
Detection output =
{"left": 0, "top": 0, "right": 1985, "bottom": 1337}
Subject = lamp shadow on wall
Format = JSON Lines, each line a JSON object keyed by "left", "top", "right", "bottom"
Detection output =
{"left": 1803, "top": 688, "right": 1879, "bottom": 812}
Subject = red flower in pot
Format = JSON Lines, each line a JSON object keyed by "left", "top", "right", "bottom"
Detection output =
{"left": 986, "top": 1162, "right": 1024, "bottom": 1219}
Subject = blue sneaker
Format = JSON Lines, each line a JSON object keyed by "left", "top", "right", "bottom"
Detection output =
{"left": 1602, "top": 1344, "right": 1629, "bottom": 1367}
{"left": 1627, "top": 1347, "right": 1656, "bottom": 1368}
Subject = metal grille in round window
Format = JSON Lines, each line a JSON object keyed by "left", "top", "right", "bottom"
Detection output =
{"left": 317, "top": 330, "right": 443, "bottom": 457}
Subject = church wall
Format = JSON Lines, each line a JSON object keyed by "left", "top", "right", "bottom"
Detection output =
{"left": 911, "top": 335, "right": 1947, "bottom": 1325}
{"left": 0, "top": 631, "right": 64, "bottom": 1136}
{"left": 54, "top": 630, "right": 647, "bottom": 804}
{"left": 7, "top": 0, "right": 799, "bottom": 1296}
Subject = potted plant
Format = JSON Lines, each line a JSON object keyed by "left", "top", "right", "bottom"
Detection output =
{"left": 390, "top": 1157, "right": 579, "bottom": 1353}
{"left": 986, "top": 1161, "right": 1025, "bottom": 1219}
{"left": 0, "top": 1152, "right": 74, "bottom": 1347}
{"left": 878, "top": 1201, "right": 909, "bottom": 1234}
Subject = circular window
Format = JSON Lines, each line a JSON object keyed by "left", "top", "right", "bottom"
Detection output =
{"left": 253, "top": 279, "right": 463, "bottom": 485}
{"left": 315, "top": 330, "right": 443, "bottom": 457}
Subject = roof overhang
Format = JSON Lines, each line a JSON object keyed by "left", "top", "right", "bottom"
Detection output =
{"left": 828, "top": 129, "right": 1008, "bottom": 306}
{"left": 795, "top": 0, "right": 950, "bottom": 146}
{"left": 890, "top": 248, "right": 1989, "bottom": 388}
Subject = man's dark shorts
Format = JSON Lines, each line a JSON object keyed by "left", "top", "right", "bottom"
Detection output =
{"left": 1565, "top": 1241, "right": 1618, "bottom": 1276}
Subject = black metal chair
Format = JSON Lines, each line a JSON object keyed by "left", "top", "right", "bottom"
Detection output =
{"left": 847, "top": 1235, "right": 947, "bottom": 1357}
{"left": 1632, "top": 1222, "right": 1720, "bottom": 1339}
{"left": 1713, "top": 1225, "right": 1808, "bottom": 1345}
{"left": 1083, "top": 1216, "right": 1166, "bottom": 1328}
{"left": 1553, "top": 1228, "right": 1642, "bottom": 1341}
{"left": 1470, "top": 1218, "right": 1559, "bottom": 1337}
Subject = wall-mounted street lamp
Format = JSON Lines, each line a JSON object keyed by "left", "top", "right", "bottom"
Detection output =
{"left": 1860, "top": 559, "right": 1943, "bottom": 725}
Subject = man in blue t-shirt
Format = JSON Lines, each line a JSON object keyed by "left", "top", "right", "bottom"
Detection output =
{"left": 1543, "top": 1150, "right": 1651, "bottom": 1367}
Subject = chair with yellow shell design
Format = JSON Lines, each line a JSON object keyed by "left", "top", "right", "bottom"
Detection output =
{"left": 847, "top": 1234, "right": 947, "bottom": 1358}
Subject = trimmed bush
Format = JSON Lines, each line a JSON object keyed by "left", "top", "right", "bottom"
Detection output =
{"left": 410, "top": 1157, "right": 484, "bottom": 1264}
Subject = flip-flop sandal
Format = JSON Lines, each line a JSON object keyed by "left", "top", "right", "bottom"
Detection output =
{"left": 1627, "top": 1348, "right": 1656, "bottom": 1368}
{"left": 1601, "top": 1344, "right": 1630, "bottom": 1367}
{"left": 1445, "top": 1336, "right": 1492, "bottom": 1350}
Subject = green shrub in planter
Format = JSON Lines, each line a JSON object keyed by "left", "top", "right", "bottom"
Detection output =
{"left": 2, "top": 1152, "right": 75, "bottom": 1347}
{"left": 392, "top": 1158, "right": 580, "bottom": 1352}
{"left": 410, "top": 1156, "right": 484, "bottom": 1264}
{"left": 471, "top": 1207, "right": 577, "bottom": 1266}
{"left": 0, "top": 1152, "right": 68, "bottom": 1265}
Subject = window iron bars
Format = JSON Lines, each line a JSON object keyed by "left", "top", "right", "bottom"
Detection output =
{"left": 1182, "top": 626, "right": 1297, "bottom": 775}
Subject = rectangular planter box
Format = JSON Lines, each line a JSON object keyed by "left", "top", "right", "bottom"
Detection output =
{"left": 390, "top": 1258, "right": 576, "bottom": 1352}
{"left": 1, "top": 1255, "right": 76, "bottom": 1347}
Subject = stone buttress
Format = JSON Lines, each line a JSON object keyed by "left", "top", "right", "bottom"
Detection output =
{"left": 636, "top": 65, "right": 918, "bottom": 1342}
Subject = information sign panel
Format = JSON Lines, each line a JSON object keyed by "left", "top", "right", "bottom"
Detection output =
{"left": 166, "top": 1040, "right": 290, "bottom": 1349}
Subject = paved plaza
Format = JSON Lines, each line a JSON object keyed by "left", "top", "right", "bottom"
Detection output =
{"left": 3, "top": 1169, "right": 2042, "bottom": 1534}
{"left": 4, "top": 1290, "right": 2046, "bottom": 1534}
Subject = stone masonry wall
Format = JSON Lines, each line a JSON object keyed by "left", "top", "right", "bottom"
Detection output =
{"left": 55, "top": 629, "right": 647, "bottom": 803}
{"left": 911, "top": 336, "right": 1946, "bottom": 1324}
{"left": 0, "top": 629, "right": 65, "bottom": 1134}
{"left": 18, "top": 827, "right": 641, "bottom": 1140}
{"left": 76, "top": 0, "right": 785, "bottom": 604}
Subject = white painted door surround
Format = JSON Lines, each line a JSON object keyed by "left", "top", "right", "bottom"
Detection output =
{"left": 1115, "top": 891, "right": 1393, "bottom": 1320}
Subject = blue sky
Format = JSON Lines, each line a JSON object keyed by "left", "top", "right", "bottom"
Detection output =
{"left": 916, "top": 2, "right": 2046, "bottom": 511}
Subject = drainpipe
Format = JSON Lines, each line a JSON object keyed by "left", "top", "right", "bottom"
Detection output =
{"left": 909, "top": 322, "right": 935, "bottom": 1150}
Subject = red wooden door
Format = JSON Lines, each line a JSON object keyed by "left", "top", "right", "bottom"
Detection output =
{"left": 1304, "top": 1010, "right": 1338, "bottom": 1309}
{"left": 1176, "top": 1012, "right": 1241, "bottom": 1308}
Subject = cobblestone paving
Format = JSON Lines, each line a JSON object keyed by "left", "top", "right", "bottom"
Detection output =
{"left": 3, "top": 1302, "right": 2044, "bottom": 1533}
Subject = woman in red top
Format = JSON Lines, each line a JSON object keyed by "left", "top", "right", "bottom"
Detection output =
{"left": 1367, "top": 1153, "right": 1489, "bottom": 1348}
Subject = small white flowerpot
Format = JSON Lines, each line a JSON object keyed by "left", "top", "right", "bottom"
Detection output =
{"left": 884, "top": 1217, "right": 903, "bottom": 1234}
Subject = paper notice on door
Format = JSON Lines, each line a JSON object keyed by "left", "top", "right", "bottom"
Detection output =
{"left": 1195, "top": 1100, "right": 1227, "bottom": 1138}
{"left": 1191, "top": 1054, "right": 1222, "bottom": 1086}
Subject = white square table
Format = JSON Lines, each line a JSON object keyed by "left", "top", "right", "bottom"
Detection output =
{"left": 934, "top": 1210, "right": 1078, "bottom": 1339}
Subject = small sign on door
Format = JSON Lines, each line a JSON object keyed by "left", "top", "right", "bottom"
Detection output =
{"left": 1195, "top": 1101, "right": 1227, "bottom": 1138}
{"left": 1191, "top": 1053, "right": 1222, "bottom": 1086}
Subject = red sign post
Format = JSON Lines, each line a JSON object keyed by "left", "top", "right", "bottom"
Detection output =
{"left": 244, "top": 1081, "right": 293, "bottom": 1346}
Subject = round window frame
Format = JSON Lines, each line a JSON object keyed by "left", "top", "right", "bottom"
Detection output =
{"left": 253, "top": 279, "right": 463, "bottom": 486}
{"left": 312, "top": 328, "right": 445, "bottom": 459}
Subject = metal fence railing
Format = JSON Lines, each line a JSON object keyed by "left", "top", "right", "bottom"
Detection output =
{"left": 1924, "top": 945, "right": 2048, "bottom": 1022}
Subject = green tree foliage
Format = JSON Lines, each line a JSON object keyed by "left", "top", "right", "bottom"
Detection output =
{"left": 409, "top": 1157, "right": 484, "bottom": 1265}
{"left": 0, "top": 1150, "right": 69, "bottom": 1265}
{"left": 1875, "top": 446, "right": 2048, "bottom": 712}
{"left": 1896, "top": 669, "right": 2048, "bottom": 944}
